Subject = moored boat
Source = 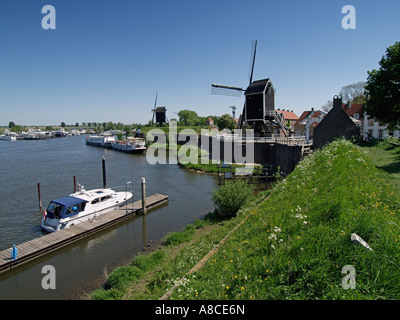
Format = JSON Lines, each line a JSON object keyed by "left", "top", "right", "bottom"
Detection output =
{"left": 111, "top": 138, "right": 146, "bottom": 153}
{"left": 41, "top": 186, "right": 133, "bottom": 232}
{"left": 0, "top": 133, "right": 17, "bottom": 141}
{"left": 86, "top": 135, "right": 116, "bottom": 148}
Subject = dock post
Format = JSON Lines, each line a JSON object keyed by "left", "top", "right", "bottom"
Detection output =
{"left": 141, "top": 177, "right": 146, "bottom": 214}
{"left": 73, "top": 176, "right": 77, "bottom": 193}
{"left": 37, "top": 183, "right": 42, "bottom": 211}
{"left": 102, "top": 156, "right": 106, "bottom": 189}
{"left": 11, "top": 244, "right": 18, "bottom": 260}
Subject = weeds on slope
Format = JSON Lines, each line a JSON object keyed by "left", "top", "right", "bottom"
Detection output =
{"left": 170, "top": 139, "right": 400, "bottom": 300}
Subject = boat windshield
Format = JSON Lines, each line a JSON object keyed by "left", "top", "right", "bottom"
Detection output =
{"left": 46, "top": 202, "right": 64, "bottom": 219}
{"left": 45, "top": 196, "right": 88, "bottom": 219}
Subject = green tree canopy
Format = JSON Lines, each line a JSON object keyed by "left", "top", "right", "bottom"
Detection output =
{"left": 365, "top": 41, "right": 400, "bottom": 128}
{"left": 178, "top": 110, "right": 199, "bottom": 126}
{"left": 217, "top": 113, "right": 237, "bottom": 131}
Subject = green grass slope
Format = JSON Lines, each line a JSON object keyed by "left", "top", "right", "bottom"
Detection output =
{"left": 170, "top": 139, "right": 400, "bottom": 300}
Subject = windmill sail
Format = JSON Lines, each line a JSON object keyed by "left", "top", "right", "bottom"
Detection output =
{"left": 211, "top": 84, "right": 244, "bottom": 97}
{"left": 248, "top": 40, "right": 257, "bottom": 85}
{"left": 151, "top": 92, "right": 157, "bottom": 126}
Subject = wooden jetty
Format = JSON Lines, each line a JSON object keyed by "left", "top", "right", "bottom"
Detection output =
{"left": 217, "top": 163, "right": 275, "bottom": 186}
{"left": 0, "top": 194, "right": 168, "bottom": 274}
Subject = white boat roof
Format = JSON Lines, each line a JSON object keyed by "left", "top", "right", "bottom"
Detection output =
{"left": 70, "top": 188, "right": 116, "bottom": 201}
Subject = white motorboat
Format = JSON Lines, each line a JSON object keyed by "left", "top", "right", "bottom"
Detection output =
{"left": 86, "top": 135, "right": 116, "bottom": 148}
{"left": 111, "top": 138, "right": 146, "bottom": 153}
{"left": 41, "top": 187, "right": 133, "bottom": 232}
{"left": 0, "top": 133, "right": 16, "bottom": 141}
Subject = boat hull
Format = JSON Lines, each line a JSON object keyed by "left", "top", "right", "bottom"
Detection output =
{"left": 86, "top": 140, "right": 113, "bottom": 148}
{"left": 111, "top": 146, "right": 146, "bottom": 153}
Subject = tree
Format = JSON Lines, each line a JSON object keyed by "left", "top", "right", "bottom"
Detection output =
{"left": 339, "top": 81, "right": 366, "bottom": 103}
{"left": 8, "top": 121, "right": 15, "bottom": 129}
{"left": 61, "top": 122, "right": 66, "bottom": 128}
{"left": 178, "top": 110, "right": 199, "bottom": 126}
{"left": 321, "top": 100, "right": 333, "bottom": 112}
{"left": 10, "top": 125, "right": 23, "bottom": 133}
{"left": 365, "top": 41, "right": 400, "bottom": 128}
{"left": 217, "top": 114, "right": 237, "bottom": 131}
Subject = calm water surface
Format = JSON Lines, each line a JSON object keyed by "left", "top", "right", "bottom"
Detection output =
{"left": 0, "top": 136, "right": 217, "bottom": 299}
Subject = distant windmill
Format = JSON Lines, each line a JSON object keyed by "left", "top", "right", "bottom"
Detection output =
{"left": 211, "top": 40, "right": 292, "bottom": 137}
{"left": 229, "top": 106, "right": 236, "bottom": 119}
{"left": 151, "top": 92, "right": 168, "bottom": 127}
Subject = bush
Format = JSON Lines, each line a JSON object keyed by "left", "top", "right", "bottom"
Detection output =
{"left": 212, "top": 180, "right": 254, "bottom": 216}
{"left": 106, "top": 265, "right": 144, "bottom": 290}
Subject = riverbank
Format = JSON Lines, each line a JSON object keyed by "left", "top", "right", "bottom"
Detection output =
{"left": 90, "top": 138, "right": 400, "bottom": 300}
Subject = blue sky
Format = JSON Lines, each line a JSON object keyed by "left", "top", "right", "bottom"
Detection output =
{"left": 0, "top": 0, "right": 399, "bottom": 126}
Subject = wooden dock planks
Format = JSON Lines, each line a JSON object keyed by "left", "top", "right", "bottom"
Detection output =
{"left": 0, "top": 194, "right": 168, "bottom": 273}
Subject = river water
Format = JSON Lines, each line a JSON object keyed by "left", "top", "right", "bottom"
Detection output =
{"left": 0, "top": 135, "right": 217, "bottom": 299}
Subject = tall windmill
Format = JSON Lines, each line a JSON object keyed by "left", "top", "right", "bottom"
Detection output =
{"left": 211, "top": 40, "right": 291, "bottom": 137}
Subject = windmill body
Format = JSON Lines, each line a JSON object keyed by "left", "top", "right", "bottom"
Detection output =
{"left": 151, "top": 93, "right": 168, "bottom": 126}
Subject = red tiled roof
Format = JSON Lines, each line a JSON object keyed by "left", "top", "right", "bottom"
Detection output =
{"left": 341, "top": 104, "right": 364, "bottom": 118}
{"left": 275, "top": 109, "right": 299, "bottom": 120}
{"left": 311, "top": 111, "right": 322, "bottom": 118}
{"left": 294, "top": 111, "right": 311, "bottom": 126}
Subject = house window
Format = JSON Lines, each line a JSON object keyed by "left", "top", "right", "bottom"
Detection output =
{"left": 353, "top": 113, "right": 359, "bottom": 120}
{"left": 368, "top": 119, "right": 374, "bottom": 126}
{"left": 378, "top": 130, "right": 384, "bottom": 139}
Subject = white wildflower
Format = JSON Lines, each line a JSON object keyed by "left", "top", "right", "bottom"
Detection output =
{"left": 268, "top": 233, "right": 277, "bottom": 240}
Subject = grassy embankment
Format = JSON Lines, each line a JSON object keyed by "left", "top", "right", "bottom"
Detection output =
{"left": 91, "top": 138, "right": 400, "bottom": 300}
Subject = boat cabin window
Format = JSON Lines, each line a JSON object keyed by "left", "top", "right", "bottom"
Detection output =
{"left": 91, "top": 195, "right": 112, "bottom": 204}
{"left": 46, "top": 202, "right": 63, "bottom": 219}
{"left": 65, "top": 202, "right": 86, "bottom": 216}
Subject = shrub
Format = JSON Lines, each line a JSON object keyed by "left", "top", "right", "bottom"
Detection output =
{"left": 212, "top": 180, "right": 254, "bottom": 216}
{"left": 106, "top": 265, "right": 144, "bottom": 290}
